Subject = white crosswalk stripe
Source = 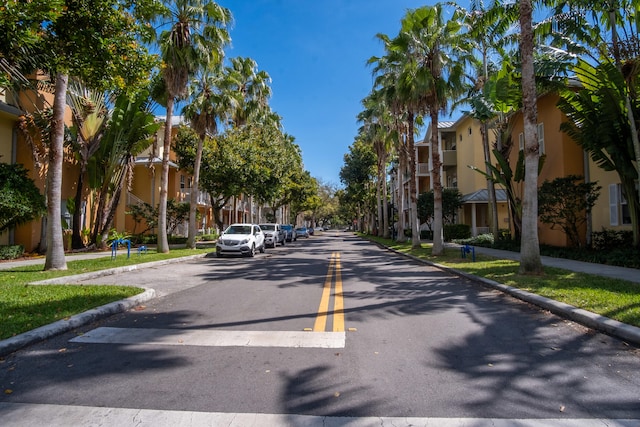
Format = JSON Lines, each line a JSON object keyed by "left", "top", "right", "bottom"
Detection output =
{"left": 70, "top": 326, "right": 346, "bottom": 348}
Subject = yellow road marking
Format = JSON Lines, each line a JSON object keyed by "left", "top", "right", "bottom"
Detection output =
{"left": 313, "top": 252, "right": 344, "bottom": 332}
{"left": 333, "top": 253, "right": 344, "bottom": 332}
{"left": 313, "top": 253, "right": 336, "bottom": 332}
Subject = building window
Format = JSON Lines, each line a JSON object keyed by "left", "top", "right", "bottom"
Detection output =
{"left": 519, "top": 132, "right": 524, "bottom": 151}
{"left": 537, "top": 123, "right": 545, "bottom": 154}
{"left": 517, "top": 125, "right": 545, "bottom": 153}
{"left": 609, "top": 183, "right": 631, "bottom": 226}
{"left": 180, "top": 175, "right": 185, "bottom": 189}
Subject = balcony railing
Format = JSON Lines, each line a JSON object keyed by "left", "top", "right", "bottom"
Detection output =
{"left": 179, "top": 189, "right": 211, "bottom": 205}
{"left": 442, "top": 150, "right": 457, "bottom": 166}
{"left": 127, "top": 192, "right": 146, "bottom": 206}
{"left": 417, "top": 163, "right": 430, "bottom": 175}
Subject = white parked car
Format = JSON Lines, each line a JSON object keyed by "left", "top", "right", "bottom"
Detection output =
{"left": 259, "top": 223, "right": 285, "bottom": 248}
{"left": 216, "top": 223, "right": 265, "bottom": 257}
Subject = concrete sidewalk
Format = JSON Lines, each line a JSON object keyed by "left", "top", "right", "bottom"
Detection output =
{"left": 470, "top": 245, "right": 640, "bottom": 284}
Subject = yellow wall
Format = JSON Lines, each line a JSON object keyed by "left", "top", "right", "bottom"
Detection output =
{"left": 509, "top": 93, "right": 586, "bottom": 246}
{"left": 455, "top": 116, "right": 496, "bottom": 194}
{"left": 588, "top": 162, "right": 632, "bottom": 234}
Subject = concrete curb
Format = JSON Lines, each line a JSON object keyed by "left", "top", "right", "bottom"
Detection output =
{"left": 0, "top": 253, "right": 209, "bottom": 357}
{"left": 381, "top": 244, "right": 640, "bottom": 347}
{"left": 0, "top": 289, "right": 156, "bottom": 357}
{"left": 30, "top": 253, "right": 209, "bottom": 285}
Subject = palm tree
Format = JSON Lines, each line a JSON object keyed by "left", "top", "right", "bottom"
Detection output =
{"left": 182, "top": 66, "right": 229, "bottom": 248}
{"left": 462, "top": 0, "right": 514, "bottom": 240}
{"left": 156, "top": 0, "right": 231, "bottom": 253}
{"left": 358, "top": 89, "right": 394, "bottom": 239}
{"left": 385, "top": 5, "right": 474, "bottom": 253}
{"left": 369, "top": 36, "right": 413, "bottom": 244}
{"left": 223, "top": 56, "right": 273, "bottom": 128}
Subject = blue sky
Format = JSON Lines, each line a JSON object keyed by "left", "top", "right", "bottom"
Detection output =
{"left": 216, "top": 1, "right": 467, "bottom": 187}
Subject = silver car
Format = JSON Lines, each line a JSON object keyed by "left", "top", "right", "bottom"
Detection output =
{"left": 259, "top": 223, "right": 285, "bottom": 248}
{"left": 216, "top": 224, "right": 266, "bottom": 257}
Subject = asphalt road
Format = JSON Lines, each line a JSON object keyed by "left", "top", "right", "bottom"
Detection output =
{"left": 1, "top": 232, "right": 639, "bottom": 426}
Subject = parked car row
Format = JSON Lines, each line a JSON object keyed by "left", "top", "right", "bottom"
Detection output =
{"left": 216, "top": 223, "right": 313, "bottom": 257}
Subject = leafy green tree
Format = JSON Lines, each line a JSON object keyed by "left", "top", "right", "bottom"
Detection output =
{"left": 417, "top": 188, "right": 464, "bottom": 230}
{"left": 0, "top": 163, "right": 46, "bottom": 234}
{"left": 538, "top": 175, "right": 600, "bottom": 248}
{"left": 1, "top": 0, "right": 159, "bottom": 270}
{"left": 155, "top": 0, "right": 231, "bottom": 253}
{"left": 126, "top": 199, "right": 192, "bottom": 237}
{"left": 340, "top": 139, "right": 376, "bottom": 232}
{"left": 290, "top": 172, "right": 320, "bottom": 222}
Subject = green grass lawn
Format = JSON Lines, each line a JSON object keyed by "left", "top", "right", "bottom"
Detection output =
{"left": 363, "top": 235, "right": 640, "bottom": 329}
{"left": 0, "top": 248, "right": 211, "bottom": 340}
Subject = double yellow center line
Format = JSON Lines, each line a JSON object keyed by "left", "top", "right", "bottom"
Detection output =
{"left": 313, "top": 252, "right": 344, "bottom": 332}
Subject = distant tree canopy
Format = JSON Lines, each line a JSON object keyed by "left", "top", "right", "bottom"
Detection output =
{"left": 0, "top": 162, "right": 46, "bottom": 233}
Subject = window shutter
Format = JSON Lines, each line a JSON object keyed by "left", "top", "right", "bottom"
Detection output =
{"left": 609, "top": 184, "right": 619, "bottom": 226}
{"left": 537, "top": 123, "right": 545, "bottom": 154}
{"left": 519, "top": 133, "right": 524, "bottom": 151}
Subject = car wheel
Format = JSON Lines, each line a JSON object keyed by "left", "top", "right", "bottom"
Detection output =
{"left": 248, "top": 244, "right": 255, "bottom": 257}
{"left": 259, "top": 244, "right": 265, "bottom": 253}
{"left": 281, "top": 238, "right": 286, "bottom": 246}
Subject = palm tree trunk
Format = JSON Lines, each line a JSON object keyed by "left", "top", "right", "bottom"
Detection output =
{"left": 382, "top": 168, "right": 390, "bottom": 239}
{"left": 157, "top": 98, "right": 173, "bottom": 253}
{"left": 396, "top": 150, "right": 407, "bottom": 243}
{"left": 518, "top": 0, "right": 543, "bottom": 274}
{"left": 430, "top": 111, "right": 444, "bottom": 255}
{"left": 407, "top": 112, "right": 421, "bottom": 249}
{"left": 44, "top": 73, "right": 68, "bottom": 271}
{"left": 186, "top": 135, "right": 204, "bottom": 249}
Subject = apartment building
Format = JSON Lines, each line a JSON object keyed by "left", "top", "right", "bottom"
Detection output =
{"left": 416, "top": 90, "right": 632, "bottom": 247}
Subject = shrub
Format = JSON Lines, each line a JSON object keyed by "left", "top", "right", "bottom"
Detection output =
{"left": 198, "top": 233, "right": 218, "bottom": 241}
{"left": 420, "top": 230, "right": 433, "bottom": 240}
{"left": 454, "top": 233, "right": 494, "bottom": 246}
{"left": 444, "top": 224, "right": 471, "bottom": 241}
{"left": 0, "top": 245, "right": 24, "bottom": 260}
{"left": 168, "top": 236, "right": 188, "bottom": 244}
{"left": 592, "top": 229, "right": 634, "bottom": 251}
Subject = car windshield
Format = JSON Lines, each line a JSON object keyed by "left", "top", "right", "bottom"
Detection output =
{"left": 226, "top": 225, "right": 251, "bottom": 235}
{"left": 260, "top": 225, "right": 275, "bottom": 231}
